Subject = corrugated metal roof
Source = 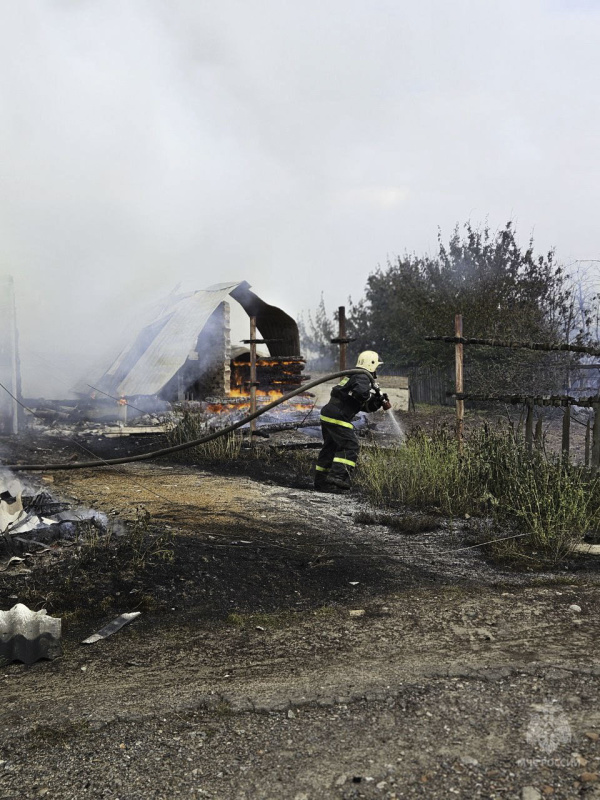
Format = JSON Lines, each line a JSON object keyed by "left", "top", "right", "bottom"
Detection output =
{"left": 93, "top": 281, "right": 301, "bottom": 398}
{"left": 99, "top": 282, "right": 242, "bottom": 397}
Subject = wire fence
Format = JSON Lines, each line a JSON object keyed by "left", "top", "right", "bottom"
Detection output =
{"left": 428, "top": 316, "right": 600, "bottom": 467}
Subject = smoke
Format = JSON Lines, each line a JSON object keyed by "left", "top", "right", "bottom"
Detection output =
{"left": 0, "top": 1, "right": 599, "bottom": 397}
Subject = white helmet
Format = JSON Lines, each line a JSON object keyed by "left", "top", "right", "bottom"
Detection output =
{"left": 356, "top": 350, "right": 383, "bottom": 373}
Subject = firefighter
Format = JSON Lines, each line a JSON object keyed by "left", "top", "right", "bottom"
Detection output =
{"left": 314, "top": 350, "right": 386, "bottom": 491}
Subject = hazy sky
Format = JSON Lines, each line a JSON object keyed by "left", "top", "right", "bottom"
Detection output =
{"left": 1, "top": 0, "right": 599, "bottom": 394}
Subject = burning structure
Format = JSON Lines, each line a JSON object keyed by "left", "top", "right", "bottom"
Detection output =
{"left": 85, "top": 281, "right": 306, "bottom": 413}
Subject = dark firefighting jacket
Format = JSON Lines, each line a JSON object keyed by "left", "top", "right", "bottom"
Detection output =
{"left": 320, "top": 373, "right": 383, "bottom": 425}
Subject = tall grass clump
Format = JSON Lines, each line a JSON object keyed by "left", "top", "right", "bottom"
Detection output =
{"left": 165, "top": 411, "right": 242, "bottom": 462}
{"left": 357, "top": 425, "right": 600, "bottom": 560}
{"left": 358, "top": 430, "right": 471, "bottom": 514}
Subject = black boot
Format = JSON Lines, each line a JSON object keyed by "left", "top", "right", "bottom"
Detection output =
{"left": 314, "top": 474, "right": 335, "bottom": 492}
{"left": 326, "top": 475, "right": 351, "bottom": 491}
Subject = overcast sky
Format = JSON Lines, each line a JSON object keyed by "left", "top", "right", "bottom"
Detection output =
{"left": 1, "top": 0, "right": 599, "bottom": 394}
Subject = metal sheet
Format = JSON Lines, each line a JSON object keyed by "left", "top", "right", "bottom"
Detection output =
{"left": 93, "top": 281, "right": 302, "bottom": 398}
{"left": 81, "top": 611, "right": 141, "bottom": 644}
{"left": 106, "top": 283, "right": 242, "bottom": 397}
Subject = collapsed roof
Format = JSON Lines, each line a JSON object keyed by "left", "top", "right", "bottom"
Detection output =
{"left": 88, "top": 281, "right": 301, "bottom": 399}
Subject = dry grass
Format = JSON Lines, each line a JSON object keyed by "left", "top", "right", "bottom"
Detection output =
{"left": 165, "top": 411, "right": 243, "bottom": 462}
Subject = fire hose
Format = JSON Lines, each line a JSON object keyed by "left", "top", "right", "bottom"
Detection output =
{"left": 5, "top": 369, "right": 390, "bottom": 472}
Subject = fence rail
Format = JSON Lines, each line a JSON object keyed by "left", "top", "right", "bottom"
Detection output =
{"left": 427, "top": 319, "right": 600, "bottom": 468}
{"left": 452, "top": 392, "right": 600, "bottom": 408}
{"left": 424, "top": 335, "right": 600, "bottom": 357}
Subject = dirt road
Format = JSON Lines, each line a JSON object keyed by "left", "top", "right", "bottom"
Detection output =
{"left": 1, "top": 463, "right": 600, "bottom": 799}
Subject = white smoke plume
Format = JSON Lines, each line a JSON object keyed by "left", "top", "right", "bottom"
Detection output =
{"left": 0, "top": 1, "right": 599, "bottom": 397}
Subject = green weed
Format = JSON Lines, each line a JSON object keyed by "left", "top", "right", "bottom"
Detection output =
{"left": 357, "top": 426, "right": 600, "bottom": 562}
{"left": 126, "top": 507, "right": 174, "bottom": 568}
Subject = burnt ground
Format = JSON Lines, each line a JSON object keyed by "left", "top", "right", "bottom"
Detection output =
{"left": 1, "top": 424, "right": 600, "bottom": 800}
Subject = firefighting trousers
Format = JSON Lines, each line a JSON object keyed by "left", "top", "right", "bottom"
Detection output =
{"left": 315, "top": 417, "right": 360, "bottom": 483}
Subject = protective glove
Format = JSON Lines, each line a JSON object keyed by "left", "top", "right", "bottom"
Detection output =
{"left": 366, "top": 392, "right": 384, "bottom": 412}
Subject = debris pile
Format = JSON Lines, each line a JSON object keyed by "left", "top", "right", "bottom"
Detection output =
{"left": 26, "top": 399, "right": 169, "bottom": 440}
{"left": 0, "top": 472, "right": 110, "bottom": 558}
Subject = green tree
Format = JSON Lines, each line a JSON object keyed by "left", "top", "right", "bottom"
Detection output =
{"left": 328, "top": 222, "right": 591, "bottom": 394}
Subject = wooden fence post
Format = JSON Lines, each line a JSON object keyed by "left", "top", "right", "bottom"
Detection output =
{"left": 534, "top": 413, "right": 543, "bottom": 450}
{"left": 525, "top": 401, "right": 534, "bottom": 454}
{"left": 585, "top": 417, "right": 591, "bottom": 468}
{"left": 455, "top": 314, "right": 464, "bottom": 451}
{"left": 592, "top": 403, "right": 600, "bottom": 472}
{"left": 561, "top": 403, "right": 571, "bottom": 464}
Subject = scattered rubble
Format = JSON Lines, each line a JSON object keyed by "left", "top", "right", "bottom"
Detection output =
{"left": 0, "top": 471, "right": 114, "bottom": 571}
